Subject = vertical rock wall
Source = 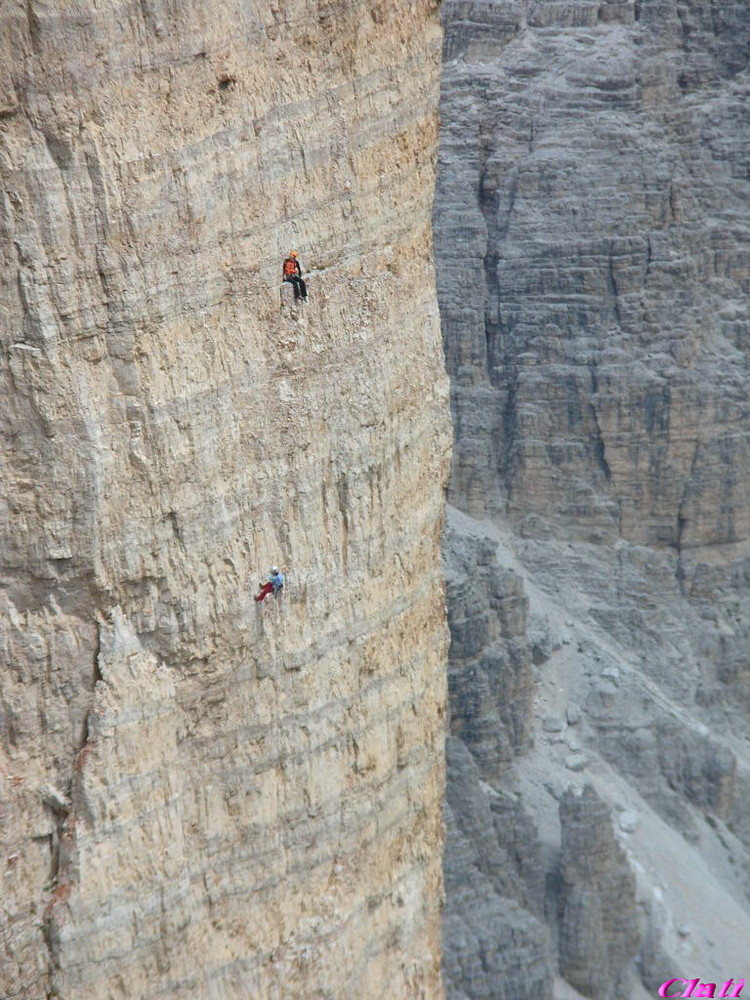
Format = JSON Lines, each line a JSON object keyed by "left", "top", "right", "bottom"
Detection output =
{"left": 436, "top": 0, "right": 750, "bottom": 997}
{"left": 0, "top": 2, "right": 450, "bottom": 998}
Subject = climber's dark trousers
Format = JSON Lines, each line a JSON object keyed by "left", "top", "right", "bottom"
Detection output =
{"left": 285, "top": 275, "right": 307, "bottom": 300}
{"left": 255, "top": 583, "right": 274, "bottom": 602}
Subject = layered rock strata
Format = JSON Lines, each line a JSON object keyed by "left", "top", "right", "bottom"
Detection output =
{"left": 436, "top": 0, "right": 750, "bottom": 996}
{"left": 0, "top": 2, "right": 450, "bottom": 998}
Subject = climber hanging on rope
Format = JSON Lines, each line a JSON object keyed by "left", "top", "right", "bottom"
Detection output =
{"left": 282, "top": 251, "right": 308, "bottom": 301}
{"left": 255, "top": 566, "right": 285, "bottom": 603}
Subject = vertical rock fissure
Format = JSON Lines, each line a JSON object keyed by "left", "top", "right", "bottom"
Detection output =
{"left": 589, "top": 362, "right": 612, "bottom": 483}
{"left": 24, "top": 0, "right": 42, "bottom": 54}
{"left": 500, "top": 360, "right": 519, "bottom": 507}
{"left": 607, "top": 244, "right": 623, "bottom": 330}
{"left": 674, "top": 439, "right": 701, "bottom": 596}
{"left": 479, "top": 151, "right": 506, "bottom": 385}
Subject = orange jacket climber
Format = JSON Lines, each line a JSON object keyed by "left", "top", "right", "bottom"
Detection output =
{"left": 282, "top": 251, "right": 307, "bottom": 301}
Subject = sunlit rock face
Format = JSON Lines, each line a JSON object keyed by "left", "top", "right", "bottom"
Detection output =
{"left": 436, "top": 0, "right": 750, "bottom": 996}
{"left": 0, "top": 2, "right": 450, "bottom": 997}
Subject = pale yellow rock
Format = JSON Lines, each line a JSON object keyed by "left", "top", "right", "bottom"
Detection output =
{"left": 0, "top": 2, "right": 450, "bottom": 997}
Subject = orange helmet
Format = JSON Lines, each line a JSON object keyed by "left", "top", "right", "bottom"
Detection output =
{"left": 289, "top": 250, "right": 298, "bottom": 258}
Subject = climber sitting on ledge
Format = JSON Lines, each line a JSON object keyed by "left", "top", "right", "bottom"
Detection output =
{"left": 282, "top": 251, "right": 307, "bottom": 301}
{"left": 255, "top": 567, "right": 285, "bottom": 603}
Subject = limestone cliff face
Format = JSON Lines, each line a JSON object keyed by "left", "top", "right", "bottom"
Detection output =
{"left": 0, "top": 3, "right": 450, "bottom": 998}
{"left": 436, "top": 0, "right": 750, "bottom": 996}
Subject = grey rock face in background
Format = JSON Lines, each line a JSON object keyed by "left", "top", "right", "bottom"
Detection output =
{"left": 436, "top": 0, "right": 750, "bottom": 996}
{"left": 438, "top": 0, "right": 750, "bottom": 556}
